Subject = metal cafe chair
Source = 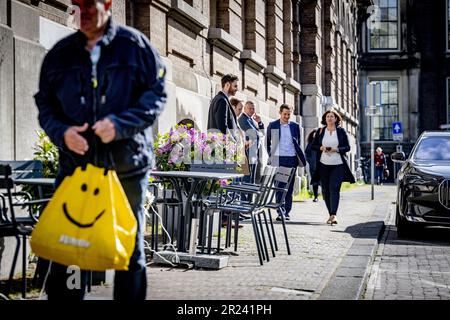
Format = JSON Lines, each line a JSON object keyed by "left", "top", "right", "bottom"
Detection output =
{"left": 262, "top": 166, "right": 296, "bottom": 255}
{"left": 202, "top": 166, "right": 277, "bottom": 265}
{"left": 218, "top": 166, "right": 295, "bottom": 258}
{"left": 0, "top": 164, "right": 50, "bottom": 299}
{"left": 232, "top": 166, "right": 296, "bottom": 256}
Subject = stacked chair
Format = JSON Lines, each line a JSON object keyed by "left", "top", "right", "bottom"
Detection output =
{"left": 201, "top": 166, "right": 296, "bottom": 265}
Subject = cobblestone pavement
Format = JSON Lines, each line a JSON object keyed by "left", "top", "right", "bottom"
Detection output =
{"left": 363, "top": 202, "right": 450, "bottom": 300}
{"left": 87, "top": 185, "right": 395, "bottom": 300}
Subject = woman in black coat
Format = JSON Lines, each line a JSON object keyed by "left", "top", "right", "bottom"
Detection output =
{"left": 311, "top": 109, "right": 355, "bottom": 225}
{"left": 305, "top": 129, "right": 319, "bottom": 202}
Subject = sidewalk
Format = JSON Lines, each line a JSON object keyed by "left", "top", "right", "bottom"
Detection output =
{"left": 86, "top": 184, "right": 396, "bottom": 300}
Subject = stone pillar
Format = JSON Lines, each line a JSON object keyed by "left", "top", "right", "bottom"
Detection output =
{"left": 266, "top": 0, "right": 284, "bottom": 70}
{"left": 218, "top": 0, "right": 243, "bottom": 43}
{"left": 292, "top": 0, "right": 301, "bottom": 83}
{"left": 0, "top": 25, "right": 14, "bottom": 161}
{"left": 335, "top": 32, "right": 342, "bottom": 109}
{"left": 111, "top": 0, "right": 126, "bottom": 25}
{"left": 405, "top": 68, "right": 420, "bottom": 143}
{"left": 281, "top": 0, "right": 301, "bottom": 112}
{"left": 11, "top": 0, "right": 46, "bottom": 159}
{"left": 300, "top": 0, "right": 323, "bottom": 136}
{"left": 243, "top": 0, "right": 266, "bottom": 58}
{"left": 263, "top": 0, "right": 286, "bottom": 108}
{"left": 323, "top": 0, "right": 336, "bottom": 103}
{"left": 133, "top": 0, "right": 152, "bottom": 40}
{"left": 342, "top": 41, "right": 348, "bottom": 111}
{"left": 0, "top": 0, "right": 7, "bottom": 25}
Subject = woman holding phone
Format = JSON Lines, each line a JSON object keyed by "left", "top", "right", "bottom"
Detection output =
{"left": 311, "top": 109, "right": 355, "bottom": 225}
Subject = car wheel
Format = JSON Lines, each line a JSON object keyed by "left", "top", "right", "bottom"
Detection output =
{"left": 395, "top": 202, "right": 416, "bottom": 238}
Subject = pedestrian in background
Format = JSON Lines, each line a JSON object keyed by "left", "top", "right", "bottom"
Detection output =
{"left": 34, "top": 0, "right": 166, "bottom": 300}
{"left": 229, "top": 97, "right": 250, "bottom": 189}
{"left": 374, "top": 147, "right": 387, "bottom": 185}
{"left": 311, "top": 109, "right": 355, "bottom": 225}
{"left": 238, "top": 101, "right": 264, "bottom": 185}
{"left": 207, "top": 74, "right": 243, "bottom": 228}
{"left": 266, "top": 104, "right": 306, "bottom": 221}
{"left": 207, "top": 74, "right": 240, "bottom": 142}
{"left": 305, "top": 129, "right": 319, "bottom": 202}
{"left": 230, "top": 97, "right": 244, "bottom": 119}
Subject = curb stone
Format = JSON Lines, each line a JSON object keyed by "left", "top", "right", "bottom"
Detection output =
{"left": 318, "top": 203, "right": 392, "bottom": 300}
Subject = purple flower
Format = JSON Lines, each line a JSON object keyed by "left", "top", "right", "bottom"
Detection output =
{"left": 203, "top": 145, "right": 212, "bottom": 155}
{"left": 219, "top": 179, "right": 229, "bottom": 187}
{"left": 169, "top": 155, "right": 179, "bottom": 164}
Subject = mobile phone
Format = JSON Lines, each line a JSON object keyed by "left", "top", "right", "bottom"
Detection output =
{"left": 326, "top": 147, "right": 332, "bottom": 151}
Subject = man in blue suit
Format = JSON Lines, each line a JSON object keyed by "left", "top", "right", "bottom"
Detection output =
{"left": 266, "top": 104, "right": 306, "bottom": 220}
{"left": 238, "top": 101, "right": 264, "bottom": 185}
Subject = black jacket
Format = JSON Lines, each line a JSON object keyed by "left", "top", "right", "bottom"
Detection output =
{"left": 311, "top": 126, "right": 355, "bottom": 184}
{"left": 305, "top": 141, "right": 317, "bottom": 176}
{"left": 34, "top": 18, "right": 167, "bottom": 181}
{"left": 266, "top": 120, "right": 306, "bottom": 167}
{"left": 207, "top": 92, "right": 239, "bottom": 141}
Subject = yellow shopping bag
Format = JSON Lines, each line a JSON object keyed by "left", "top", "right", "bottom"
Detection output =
{"left": 30, "top": 163, "right": 137, "bottom": 271}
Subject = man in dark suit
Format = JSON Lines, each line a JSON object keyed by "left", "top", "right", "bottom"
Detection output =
{"left": 266, "top": 104, "right": 306, "bottom": 220}
{"left": 207, "top": 74, "right": 242, "bottom": 227}
{"left": 207, "top": 74, "right": 240, "bottom": 142}
{"left": 238, "top": 101, "right": 264, "bottom": 185}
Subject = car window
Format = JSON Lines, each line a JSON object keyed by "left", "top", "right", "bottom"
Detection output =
{"left": 413, "top": 136, "right": 450, "bottom": 161}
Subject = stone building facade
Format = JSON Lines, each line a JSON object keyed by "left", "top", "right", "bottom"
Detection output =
{"left": 0, "top": 0, "right": 360, "bottom": 278}
{"left": 0, "top": 0, "right": 359, "bottom": 167}
{"left": 129, "top": 0, "right": 360, "bottom": 169}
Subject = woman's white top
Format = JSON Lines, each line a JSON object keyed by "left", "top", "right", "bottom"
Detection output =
{"left": 320, "top": 129, "right": 343, "bottom": 165}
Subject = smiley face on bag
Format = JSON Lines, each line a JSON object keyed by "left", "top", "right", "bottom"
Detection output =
{"left": 58, "top": 164, "right": 111, "bottom": 229}
{"left": 63, "top": 181, "right": 106, "bottom": 228}
{"left": 30, "top": 163, "right": 138, "bottom": 271}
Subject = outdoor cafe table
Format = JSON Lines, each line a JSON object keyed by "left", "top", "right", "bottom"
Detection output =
{"left": 13, "top": 178, "right": 55, "bottom": 186}
{"left": 150, "top": 170, "right": 243, "bottom": 254}
{"left": 13, "top": 178, "right": 56, "bottom": 198}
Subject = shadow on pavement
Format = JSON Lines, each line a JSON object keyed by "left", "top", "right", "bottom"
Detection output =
{"left": 329, "top": 220, "right": 385, "bottom": 239}
{"left": 274, "top": 221, "right": 325, "bottom": 226}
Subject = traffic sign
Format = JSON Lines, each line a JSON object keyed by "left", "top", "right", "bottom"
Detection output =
{"left": 393, "top": 122, "right": 403, "bottom": 141}
{"left": 392, "top": 121, "right": 403, "bottom": 134}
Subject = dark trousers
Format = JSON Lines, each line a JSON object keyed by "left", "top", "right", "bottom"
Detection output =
{"left": 243, "top": 163, "right": 257, "bottom": 185}
{"left": 46, "top": 172, "right": 149, "bottom": 300}
{"left": 375, "top": 166, "right": 384, "bottom": 184}
{"left": 319, "top": 163, "right": 345, "bottom": 216}
{"left": 242, "top": 163, "right": 257, "bottom": 202}
{"left": 312, "top": 184, "right": 319, "bottom": 199}
{"left": 275, "top": 156, "right": 298, "bottom": 216}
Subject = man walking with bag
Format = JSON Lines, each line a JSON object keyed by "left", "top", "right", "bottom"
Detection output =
{"left": 34, "top": 0, "right": 166, "bottom": 300}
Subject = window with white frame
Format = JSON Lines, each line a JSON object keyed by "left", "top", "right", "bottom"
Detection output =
{"left": 369, "top": 0, "right": 399, "bottom": 51}
{"left": 373, "top": 80, "right": 399, "bottom": 140}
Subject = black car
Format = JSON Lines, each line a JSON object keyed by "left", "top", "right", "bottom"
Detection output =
{"left": 392, "top": 131, "right": 450, "bottom": 236}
